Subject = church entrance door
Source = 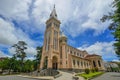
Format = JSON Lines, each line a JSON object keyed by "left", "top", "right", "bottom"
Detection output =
{"left": 52, "top": 56, "right": 58, "bottom": 70}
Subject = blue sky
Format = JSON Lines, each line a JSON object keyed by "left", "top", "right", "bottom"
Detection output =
{"left": 0, "top": 0, "right": 119, "bottom": 61}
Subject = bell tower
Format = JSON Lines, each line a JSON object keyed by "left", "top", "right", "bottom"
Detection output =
{"left": 40, "top": 5, "right": 61, "bottom": 70}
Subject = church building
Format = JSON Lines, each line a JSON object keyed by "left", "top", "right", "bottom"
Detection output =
{"left": 40, "top": 6, "right": 105, "bottom": 72}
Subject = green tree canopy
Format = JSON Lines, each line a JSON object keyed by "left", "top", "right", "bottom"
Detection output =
{"left": 12, "top": 41, "right": 27, "bottom": 72}
{"left": 34, "top": 46, "right": 42, "bottom": 70}
{"left": 101, "top": 0, "right": 120, "bottom": 60}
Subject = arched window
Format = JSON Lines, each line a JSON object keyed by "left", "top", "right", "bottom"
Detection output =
{"left": 60, "top": 46, "right": 62, "bottom": 59}
{"left": 98, "top": 60, "right": 101, "bottom": 67}
{"left": 81, "top": 61, "right": 83, "bottom": 67}
{"left": 77, "top": 61, "right": 79, "bottom": 66}
{"left": 53, "top": 30, "right": 58, "bottom": 50}
{"left": 46, "top": 31, "right": 50, "bottom": 51}
{"left": 73, "top": 60, "right": 75, "bottom": 66}
{"left": 74, "top": 52, "right": 76, "bottom": 55}
{"left": 70, "top": 50, "right": 72, "bottom": 54}
{"left": 79, "top": 61, "right": 81, "bottom": 67}
{"left": 93, "top": 61, "right": 96, "bottom": 67}
{"left": 77, "top": 53, "right": 79, "bottom": 56}
{"left": 84, "top": 62, "right": 86, "bottom": 67}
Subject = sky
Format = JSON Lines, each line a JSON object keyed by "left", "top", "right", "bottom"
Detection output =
{"left": 0, "top": 0, "right": 119, "bottom": 61}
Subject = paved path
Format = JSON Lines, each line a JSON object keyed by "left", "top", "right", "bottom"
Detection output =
{"left": 0, "top": 71, "right": 85, "bottom": 80}
{"left": 55, "top": 71, "right": 84, "bottom": 80}
{"left": 55, "top": 71, "right": 73, "bottom": 80}
{"left": 0, "top": 75, "right": 37, "bottom": 80}
{"left": 91, "top": 72, "right": 120, "bottom": 80}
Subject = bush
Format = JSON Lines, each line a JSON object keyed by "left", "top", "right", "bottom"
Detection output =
{"left": 95, "top": 67, "right": 98, "bottom": 72}
{"left": 91, "top": 68, "right": 95, "bottom": 73}
{"left": 85, "top": 68, "right": 90, "bottom": 74}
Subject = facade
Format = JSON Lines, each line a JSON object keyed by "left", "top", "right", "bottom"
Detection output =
{"left": 40, "top": 6, "right": 105, "bottom": 71}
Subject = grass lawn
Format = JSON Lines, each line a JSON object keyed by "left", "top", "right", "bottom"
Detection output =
{"left": 77, "top": 72, "right": 104, "bottom": 80}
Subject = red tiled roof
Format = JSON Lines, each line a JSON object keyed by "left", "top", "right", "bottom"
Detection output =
{"left": 85, "top": 54, "right": 100, "bottom": 58}
{"left": 0, "top": 57, "right": 7, "bottom": 61}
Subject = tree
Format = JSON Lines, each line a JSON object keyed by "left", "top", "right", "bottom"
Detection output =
{"left": 0, "top": 58, "right": 10, "bottom": 73}
{"left": 9, "top": 56, "right": 21, "bottom": 73}
{"left": 85, "top": 68, "right": 90, "bottom": 74}
{"left": 12, "top": 41, "right": 27, "bottom": 72}
{"left": 34, "top": 46, "right": 42, "bottom": 70}
{"left": 101, "top": 0, "right": 120, "bottom": 60}
{"left": 23, "top": 60, "right": 34, "bottom": 72}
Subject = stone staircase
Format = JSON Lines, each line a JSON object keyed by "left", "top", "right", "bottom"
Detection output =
{"left": 21, "top": 70, "right": 84, "bottom": 80}
{"left": 23, "top": 69, "right": 60, "bottom": 77}
{"left": 39, "top": 69, "right": 59, "bottom": 76}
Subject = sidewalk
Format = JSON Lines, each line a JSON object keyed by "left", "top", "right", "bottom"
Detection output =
{"left": 55, "top": 71, "right": 84, "bottom": 80}
{"left": 18, "top": 75, "right": 54, "bottom": 80}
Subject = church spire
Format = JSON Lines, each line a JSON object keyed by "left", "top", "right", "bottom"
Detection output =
{"left": 50, "top": 5, "right": 57, "bottom": 19}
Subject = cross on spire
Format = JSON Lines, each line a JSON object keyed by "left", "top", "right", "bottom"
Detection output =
{"left": 50, "top": 5, "right": 57, "bottom": 19}
{"left": 54, "top": 4, "right": 55, "bottom": 8}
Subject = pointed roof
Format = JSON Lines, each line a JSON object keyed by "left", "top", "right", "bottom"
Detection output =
{"left": 85, "top": 54, "right": 101, "bottom": 58}
{"left": 60, "top": 30, "right": 67, "bottom": 38}
{"left": 50, "top": 5, "right": 57, "bottom": 19}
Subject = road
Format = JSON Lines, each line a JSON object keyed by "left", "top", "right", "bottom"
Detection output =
{"left": 0, "top": 75, "right": 37, "bottom": 80}
{"left": 91, "top": 72, "right": 120, "bottom": 80}
{"left": 0, "top": 72, "right": 119, "bottom": 80}
{"left": 0, "top": 71, "right": 84, "bottom": 80}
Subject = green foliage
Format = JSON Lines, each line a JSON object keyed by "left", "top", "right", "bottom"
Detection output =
{"left": 101, "top": 0, "right": 120, "bottom": 60}
{"left": 78, "top": 72, "right": 104, "bottom": 79}
{"left": 12, "top": 41, "right": 27, "bottom": 72}
{"left": 12, "top": 41, "right": 27, "bottom": 61}
{"left": 85, "top": 68, "right": 90, "bottom": 74}
{"left": 0, "top": 43, "right": 42, "bottom": 74}
{"left": 23, "top": 60, "right": 34, "bottom": 72}
{"left": 0, "top": 58, "right": 10, "bottom": 71}
{"left": 9, "top": 57, "right": 21, "bottom": 72}
{"left": 117, "top": 62, "right": 120, "bottom": 68}
{"left": 91, "top": 68, "right": 95, "bottom": 73}
{"left": 0, "top": 57, "right": 36, "bottom": 74}
{"left": 94, "top": 67, "right": 99, "bottom": 72}
{"left": 112, "top": 67, "right": 120, "bottom": 72}
{"left": 34, "top": 46, "right": 42, "bottom": 70}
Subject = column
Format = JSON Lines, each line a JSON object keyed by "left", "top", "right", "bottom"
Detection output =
{"left": 48, "top": 58, "right": 52, "bottom": 69}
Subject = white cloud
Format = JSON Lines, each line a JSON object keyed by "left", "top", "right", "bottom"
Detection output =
{"left": 25, "top": 46, "right": 37, "bottom": 57}
{"left": 9, "top": 46, "right": 37, "bottom": 57}
{"left": 0, "top": 18, "right": 35, "bottom": 46}
{"left": 31, "top": 0, "right": 78, "bottom": 33}
{"left": 9, "top": 47, "right": 16, "bottom": 55}
{"left": 31, "top": 0, "right": 114, "bottom": 37}
{"left": 78, "top": 41, "right": 117, "bottom": 60}
{"left": 81, "top": 0, "right": 114, "bottom": 36}
{"left": 68, "top": 39, "right": 76, "bottom": 46}
{"left": 112, "top": 59, "right": 120, "bottom": 62}
{"left": 0, "top": 50, "right": 9, "bottom": 57}
{"left": 0, "top": 0, "right": 116, "bottom": 60}
{"left": 0, "top": 17, "right": 38, "bottom": 58}
{"left": 26, "top": 57, "right": 35, "bottom": 60}
{"left": 0, "top": 0, "right": 114, "bottom": 37}
{"left": 0, "top": 0, "right": 31, "bottom": 21}
{"left": 0, "top": 18, "right": 18, "bottom": 45}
